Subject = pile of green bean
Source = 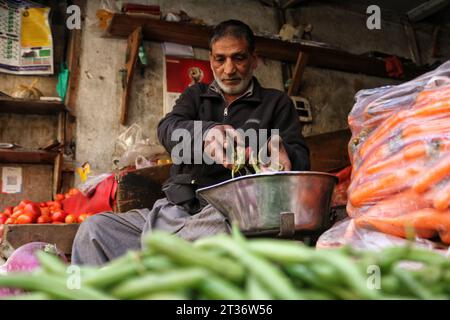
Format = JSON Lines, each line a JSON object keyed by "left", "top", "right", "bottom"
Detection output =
{"left": 0, "top": 226, "right": 449, "bottom": 300}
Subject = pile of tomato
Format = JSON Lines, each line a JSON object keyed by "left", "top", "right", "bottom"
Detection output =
{"left": 0, "top": 188, "right": 94, "bottom": 225}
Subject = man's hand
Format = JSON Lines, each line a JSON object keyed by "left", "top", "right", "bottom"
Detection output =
{"left": 259, "top": 135, "right": 291, "bottom": 172}
{"left": 204, "top": 124, "right": 245, "bottom": 169}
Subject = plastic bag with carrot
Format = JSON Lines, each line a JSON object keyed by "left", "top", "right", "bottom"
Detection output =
{"left": 318, "top": 61, "right": 450, "bottom": 248}
{"left": 346, "top": 61, "right": 450, "bottom": 245}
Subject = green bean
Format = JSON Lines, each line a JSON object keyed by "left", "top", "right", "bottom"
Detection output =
{"left": 380, "top": 274, "right": 402, "bottom": 294}
{"left": 313, "top": 250, "right": 380, "bottom": 299}
{"left": 36, "top": 251, "right": 68, "bottom": 276}
{"left": 309, "top": 263, "right": 343, "bottom": 286}
{"left": 0, "top": 273, "right": 113, "bottom": 300}
{"left": 284, "top": 264, "right": 358, "bottom": 300}
{"left": 246, "top": 274, "right": 273, "bottom": 300}
{"left": 246, "top": 240, "right": 313, "bottom": 264}
{"left": 144, "top": 231, "right": 245, "bottom": 282}
{"left": 392, "top": 265, "right": 436, "bottom": 300}
{"left": 198, "top": 275, "right": 247, "bottom": 300}
{"left": 111, "top": 267, "right": 207, "bottom": 299}
{"left": 83, "top": 256, "right": 173, "bottom": 288}
{"left": 196, "top": 236, "right": 302, "bottom": 300}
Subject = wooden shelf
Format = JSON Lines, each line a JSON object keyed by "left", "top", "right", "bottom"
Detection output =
{"left": 106, "top": 14, "right": 430, "bottom": 80}
{"left": 0, "top": 149, "right": 59, "bottom": 165}
{"left": 0, "top": 97, "right": 70, "bottom": 116}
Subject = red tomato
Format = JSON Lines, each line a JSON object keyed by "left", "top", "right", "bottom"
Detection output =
{"left": 65, "top": 214, "right": 77, "bottom": 224}
{"left": 11, "top": 210, "right": 23, "bottom": 219}
{"left": 5, "top": 217, "right": 15, "bottom": 224}
{"left": 23, "top": 203, "right": 41, "bottom": 220}
{"left": 40, "top": 207, "right": 50, "bottom": 216}
{"left": 77, "top": 213, "right": 88, "bottom": 223}
{"left": 19, "top": 200, "right": 32, "bottom": 207}
{"left": 0, "top": 213, "right": 9, "bottom": 224}
{"left": 13, "top": 206, "right": 23, "bottom": 213}
{"left": 37, "top": 215, "right": 52, "bottom": 224}
{"left": 39, "top": 202, "right": 47, "bottom": 208}
{"left": 46, "top": 201, "right": 55, "bottom": 207}
{"left": 4, "top": 207, "right": 13, "bottom": 216}
{"left": 51, "top": 210, "right": 67, "bottom": 223}
{"left": 52, "top": 202, "right": 62, "bottom": 210}
{"left": 52, "top": 221, "right": 64, "bottom": 224}
{"left": 55, "top": 194, "right": 65, "bottom": 201}
{"left": 16, "top": 214, "right": 33, "bottom": 224}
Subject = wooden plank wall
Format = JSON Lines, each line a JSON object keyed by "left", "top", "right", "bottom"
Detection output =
{"left": 0, "top": 164, "right": 53, "bottom": 209}
{"left": 305, "top": 129, "right": 352, "bottom": 172}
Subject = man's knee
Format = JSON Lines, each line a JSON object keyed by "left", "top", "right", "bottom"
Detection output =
{"left": 74, "top": 212, "right": 112, "bottom": 242}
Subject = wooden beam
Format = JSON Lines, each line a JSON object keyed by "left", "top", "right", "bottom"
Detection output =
{"left": 120, "top": 27, "right": 142, "bottom": 126}
{"left": 407, "top": 0, "right": 450, "bottom": 22}
{"left": 106, "top": 14, "right": 430, "bottom": 80}
{"left": 403, "top": 20, "right": 422, "bottom": 66}
{"left": 288, "top": 51, "right": 309, "bottom": 96}
{"left": 65, "top": 0, "right": 86, "bottom": 113}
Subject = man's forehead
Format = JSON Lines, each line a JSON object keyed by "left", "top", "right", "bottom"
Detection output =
{"left": 210, "top": 36, "right": 251, "bottom": 55}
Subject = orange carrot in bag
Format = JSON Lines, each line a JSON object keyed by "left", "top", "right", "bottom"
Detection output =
{"left": 366, "top": 141, "right": 426, "bottom": 174}
{"left": 363, "top": 188, "right": 432, "bottom": 218}
{"left": 355, "top": 213, "right": 436, "bottom": 239}
{"left": 412, "top": 155, "right": 450, "bottom": 193}
{"left": 349, "top": 168, "right": 419, "bottom": 206}
{"left": 433, "top": 181, "right": 450, "bottom": 211}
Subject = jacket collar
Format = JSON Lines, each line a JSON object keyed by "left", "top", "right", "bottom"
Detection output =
{"left": 200, "top": 77, "right": 262, "bottom": 103}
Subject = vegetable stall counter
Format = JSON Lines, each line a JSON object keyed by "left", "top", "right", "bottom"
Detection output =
{"left": 0, "top": 224, "right": 80, "bottom": 260}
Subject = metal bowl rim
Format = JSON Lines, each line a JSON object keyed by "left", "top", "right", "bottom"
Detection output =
{"left": 196, "top": 171, "right": 338, "bottom": 195}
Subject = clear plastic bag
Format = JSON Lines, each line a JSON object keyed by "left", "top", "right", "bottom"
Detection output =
{"left": 346, "top": 61, "right": 450, "bottom": 244}
{"left": 317, "top": 218, "right": 449, "bottom": 254}
{"left": 114, "top": 123, "right": 169, "bottom": 169}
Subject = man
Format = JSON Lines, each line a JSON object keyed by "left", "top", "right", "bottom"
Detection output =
{"left": 71, "top": 20, "right": 310, "bottom": 266}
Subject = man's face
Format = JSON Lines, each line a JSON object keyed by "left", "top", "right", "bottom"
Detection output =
{"left": 209, "top": 36, "right": 257, "bottom": 95}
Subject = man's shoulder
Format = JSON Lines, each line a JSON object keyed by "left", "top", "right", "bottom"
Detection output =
{"left": 258, "top": 84, "right": 292, "bottom": 104}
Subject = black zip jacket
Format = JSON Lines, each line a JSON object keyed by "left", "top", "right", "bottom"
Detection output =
{"left": 157, "top": 78, "right": 310, "bottom": 212}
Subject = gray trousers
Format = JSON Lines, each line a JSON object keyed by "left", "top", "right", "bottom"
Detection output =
{"left": 71, "top": 198, "right": 230, "bottom": 266}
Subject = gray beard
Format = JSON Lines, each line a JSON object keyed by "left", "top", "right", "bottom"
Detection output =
{"left": 213, "top": 72, "right": 253, "bottom": 95}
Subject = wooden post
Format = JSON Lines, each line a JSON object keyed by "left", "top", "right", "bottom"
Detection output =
{"left": 120, "top": 27, "right": 142, "bottom": 126}
{"left": 287, "top": 51, "right": 309, "bottom": 97}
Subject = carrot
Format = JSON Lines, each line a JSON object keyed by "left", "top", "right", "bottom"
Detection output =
{"left": 363, "top": 188, "right": 432, "bottom": 218}
{"left": 355, "top": 213, "right": 436, "bottom": 239}
{"left": 359, "top": 103, "right": 450, "bottom": 160}
{"left": 358, "top": 111, "right": 407, "bottom": 158}
{"left": 413, "top": 101, "right": 450, "bottom": 117}
{"left": 438, "top": 230, "right": 450, "bottom": 244}
{"left": 366, "top": 141, "right": 426, "bottom": 175}
{"left": 349, "top": 168, "right": 419, "bottom": 207}
{"left": 433, "top": 181, "right": 450, "bottom": 211}
{"left": 355, "top": 208, "right": 450, "bottom": 240}
{"left": 412, "top": 155, "right": 450, "bottom": 193}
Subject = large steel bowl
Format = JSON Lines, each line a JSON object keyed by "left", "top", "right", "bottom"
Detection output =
{"left": 196, "top": 171, "right": 338, "bottom": 235}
